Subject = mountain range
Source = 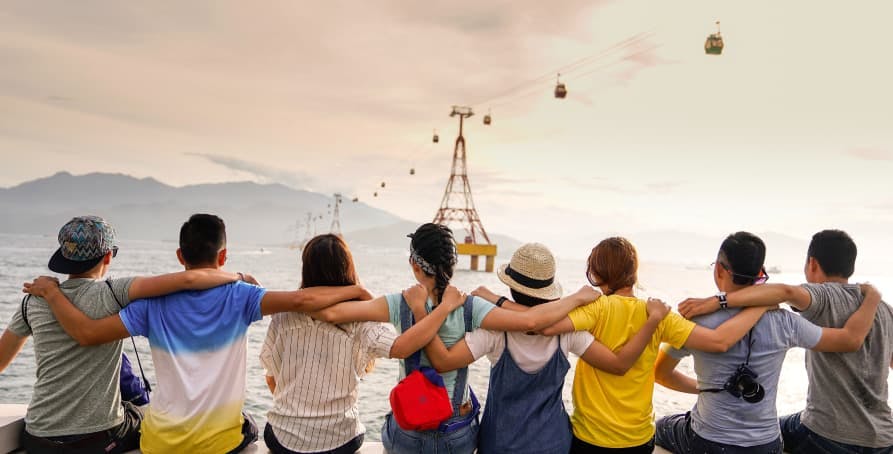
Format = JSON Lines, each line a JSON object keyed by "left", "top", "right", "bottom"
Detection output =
{"left": 0, "top": 172, "right": 521, "bottom": 253}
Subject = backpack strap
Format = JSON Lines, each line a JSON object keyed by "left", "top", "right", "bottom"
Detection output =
{"left": 20, "top": 295, "right": 32, "bottom": 332}
{"left": 399, "top": 295, "right": 421, "bottom": 376}
{"left": 106, "top": 279, "right": 152, "bottom": 394}
{"left": 450, "top": 296, "right": 475, "bottom": 411}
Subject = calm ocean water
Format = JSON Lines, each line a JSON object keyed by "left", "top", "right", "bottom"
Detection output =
{"left": 0, "top": 233, "right": 890, "bottom": 441}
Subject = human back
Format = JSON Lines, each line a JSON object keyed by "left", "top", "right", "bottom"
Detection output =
{"left": 799, "top": 282, "right": 893, "bottom": 446}
{"left": 678, "top": 308, "right": 820, "bottom": 445}
{"left": 569, "top": 293, "right": 692, "bottom": 447}
{"left": 12, "top": 277, "right": 134, "bottom": 436}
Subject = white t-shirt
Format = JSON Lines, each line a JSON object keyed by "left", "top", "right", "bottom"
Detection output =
{"left": 464, "top": 329, "right": 595, "bottom": 373}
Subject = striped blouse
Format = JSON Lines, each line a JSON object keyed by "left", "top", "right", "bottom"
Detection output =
{"left": 260, "top": 312, "right": 397, "bottom": 452}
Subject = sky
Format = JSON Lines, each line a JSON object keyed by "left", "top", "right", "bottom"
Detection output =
{"left": 1, "top": 1, "right": 892, "bottom": 270}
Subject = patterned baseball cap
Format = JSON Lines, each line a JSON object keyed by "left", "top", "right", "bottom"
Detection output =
{"left": 48, "top": 216, "right": 118, "bottom": 274}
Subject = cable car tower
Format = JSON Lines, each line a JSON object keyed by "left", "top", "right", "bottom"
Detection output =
{"left": 330, "top": 193, "right": 343, "bottom": 236}
{"left": 432, "top": 105, "right": 498, "bottom": 272}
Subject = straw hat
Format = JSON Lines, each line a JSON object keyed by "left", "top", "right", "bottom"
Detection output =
{"left": 497, "top": 243, "right": 562, "bottom": 301}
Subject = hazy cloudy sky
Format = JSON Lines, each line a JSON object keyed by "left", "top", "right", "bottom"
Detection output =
{"left": 1, "top": 1, "right": 891, "bottom": 269}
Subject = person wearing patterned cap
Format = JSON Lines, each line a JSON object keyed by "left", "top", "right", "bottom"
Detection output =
{"left": 0, "top": 215, "right": 242, "bottom": 454}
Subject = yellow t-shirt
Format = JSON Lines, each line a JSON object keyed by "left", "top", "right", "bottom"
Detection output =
{"left": 567, "top": 294, "right": 696, "bottom": 448}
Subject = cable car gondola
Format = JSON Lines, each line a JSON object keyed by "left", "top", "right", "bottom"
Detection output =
{"left": 432, "top": 129, "right": 439, "bottom": 143}
{"left": 554, "top": 73, "right": 567, "bottom": 99}
{"left": 380, "top": 181, "right": 386, "bottom": 188}
{"left": 352, "top": 197, "right": 359, "bottom": 203}
{"left": 483, "top": 109, "right": 492, "bottom": 125}
{"left": 705, "top": 21, "right": 724, "bottom": 55}
{"left": 410, "top": 168, "right": 416, "bottom": 175}
{"left": 373, "top": 192, "right": 378, "bottom": 198}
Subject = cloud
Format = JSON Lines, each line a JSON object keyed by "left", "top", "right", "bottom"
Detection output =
{"left": 185, "top": 153, "right": 323, "bottom": 192}
{"left": 845, "top": 147, "right": 893, "bottom": 161}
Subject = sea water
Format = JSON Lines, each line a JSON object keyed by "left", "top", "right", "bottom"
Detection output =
{"left": 0, "top": 233, "right": 889, "bottom": 441}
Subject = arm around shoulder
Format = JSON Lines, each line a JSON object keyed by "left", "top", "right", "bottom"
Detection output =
{"left": 811, "top": 284, "right": 882, "bottom": 352}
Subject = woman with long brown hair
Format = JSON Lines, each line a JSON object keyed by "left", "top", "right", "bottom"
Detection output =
{"left": 260, "top": 234, "right": 466, "bottom": 454}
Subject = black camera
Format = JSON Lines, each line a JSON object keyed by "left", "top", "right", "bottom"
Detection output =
{"left": 723, "top": 364, "right": 765, "bottom": 403}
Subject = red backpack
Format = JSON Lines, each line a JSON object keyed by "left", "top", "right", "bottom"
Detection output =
{"left": 389, "top": 295, "right": 475, "bottom": 431}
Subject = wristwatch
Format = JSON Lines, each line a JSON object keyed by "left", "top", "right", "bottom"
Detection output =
{"left": 715, "top": 291, "right": 728, "bottom": 309}
{"left": 496, "top": 296, "right": 508, "bottom": 307}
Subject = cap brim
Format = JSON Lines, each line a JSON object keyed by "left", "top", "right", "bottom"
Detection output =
{"left": 48, "top": 248, "right": 103, "bottom": 275}
{"left": 497, "top": 263, "right": 562, "bottom": 301}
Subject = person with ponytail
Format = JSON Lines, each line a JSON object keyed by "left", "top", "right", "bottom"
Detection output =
{"left": 260, "top": 234, "right": 470, "bottom": 454}
{"left": 311, "top": 224, "right": 599, "bottom": 453}
{"left": 540, "top": 237, "right": 777, "bottom": 453}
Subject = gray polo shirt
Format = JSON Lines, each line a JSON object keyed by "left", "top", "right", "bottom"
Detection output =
{"left": 668, "top": 308, "right": 822, "bottom": 446}
{"left": 799, "top": 283, "right": 893, "bottom": 448}
{"left": 6, "top": 277, "right": 135, "bottom": 437}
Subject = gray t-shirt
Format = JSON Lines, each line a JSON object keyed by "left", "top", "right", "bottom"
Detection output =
{"left": 6, "top": 277, "right": 135, "bottom": 437}
{"left": 799, "top": 283, "right": 893, "bottom": 447}
{"left": 668, "top": 308, "right": 822, "bottom": 446}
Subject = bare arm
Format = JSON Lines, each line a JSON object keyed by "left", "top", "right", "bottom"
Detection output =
{"left": 579, "top": 299, "right": 670, "bottom": 375}
{"left": 679, "top": 284, "right": 811, "bottom": 319}
{"left": 480, "top": 286, "right": 601, "bottom": 332}
{"left": 309, "top": 296, "right": 391, "bottom": 323}
{"left": 24, "top": 277, "right": 131, "bottom": 346}
{"left": 0, "top": 329, "right": 27, "bottom": 374}
{"left": 471, "top": 286, "right": 527, "bottom": 313}
{"left": 540, "top": 317, "right": 576, "bottom": 336}
{"left": 654, "top": 349, "right": 698, "bottom": 394}
{"left": 683, "top": 306, "right": 772, "bottom": 353}
{"left": 266, "top": 376, "right": 276, "bottom": 394}
{"left": 812, "top": 284, "right": 881, "bottom": 352}
{"left": 261, "top": 285, "right": 374, "bottom": 316}
{"left": 388, "top": 286, "right": 466, "bottom": 359}
{"left": 128, "top": 269, "right": 242, "bottom": 300}
{"left": 401, "top": 285, "right": 476, "bottom": 371}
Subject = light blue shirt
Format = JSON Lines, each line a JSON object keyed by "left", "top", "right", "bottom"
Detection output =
{"left": 668, "top": 308, "right": 822, "bottom": 446}
{"left": 385, "top": 293, "right": 496, "bottom": 401}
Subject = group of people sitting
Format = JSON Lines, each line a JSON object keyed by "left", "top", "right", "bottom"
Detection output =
{"left": 0, "top": 213, "right": 890, "bottom": 454}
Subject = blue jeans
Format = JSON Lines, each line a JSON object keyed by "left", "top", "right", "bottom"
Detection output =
{"left": 780, "top": 412, "right": 893, "bottom": 454}
{"left": 656, "top": 412, "right": 782, "bottom": 454}
{"left": 381, "top": 412, "right": 479, "bottom": 454}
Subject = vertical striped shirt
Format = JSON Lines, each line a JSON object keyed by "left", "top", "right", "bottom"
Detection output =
{"left": 260, "top": 312, "right": 397, "bottom": 452}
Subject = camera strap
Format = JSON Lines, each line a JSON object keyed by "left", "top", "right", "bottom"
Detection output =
{"left": 699, "top": 328, "right": 754, "bottom": 394}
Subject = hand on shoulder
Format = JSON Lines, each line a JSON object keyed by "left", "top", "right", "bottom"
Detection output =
{"left": 572, "top": 285, "right": 602, "bottom": 306}
{"left": 646, "top": 297, "right": 671, "bottom": 320}
{"left": 678, "top": 296, "right": 719, "bottom": 320}
{"left": 441, "top": 285, "right": 466, "bottom": 311}
{"left": 23, "top": 276, "right": 61, "bottom": 298}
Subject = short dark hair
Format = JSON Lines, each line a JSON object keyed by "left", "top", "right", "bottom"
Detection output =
{"left": 301, "top": 234, "right": 358, "bottom": 288}
{"left": 719, "top": 232, "right": 766, "bottom": 286}
{"left": 509, "top": 289, "right": 552, "bottom": 307}
{"left": 179, "top": 214, "right": 226, "bottom": 266}
{"left": 808, "top": 230, "right": 857, "bottom": 278}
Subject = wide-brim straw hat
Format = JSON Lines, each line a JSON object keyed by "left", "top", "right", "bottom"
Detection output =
{"left": 497, "top": 242, "right": 562, "bottom": 301}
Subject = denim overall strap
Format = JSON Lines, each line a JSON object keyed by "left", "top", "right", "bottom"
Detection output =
{"left": 450, "top": 296, "right": 475, "bottom": 411}
{"left": 478, "top": 332, "right": 572, "bottom": 454}
{"left": 399, "top": 296, "right": 421, "bottom": 375}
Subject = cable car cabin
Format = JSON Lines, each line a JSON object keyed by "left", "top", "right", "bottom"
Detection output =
{"left": 554, "top": 83, "right": 567, "bottom": 99}
{"left": 705, "top": 33, "right": 724, "bottom": 54}
{"left": 483, "top": 114, "right": 491, "bottom": 125}
{"left": 380, "top": 182, "right": 386, "bottom": 188}
{"left": 432, "top": 133, "right": 439, "bottom": 143}
{"left": 352, "top": 197, "right": 359, "bottom": 202}
{"left": 410, "top": 168, "right": 416, "bottom": 175}
{"left": 373, "top": 192, "right": 378, "bottom": 197}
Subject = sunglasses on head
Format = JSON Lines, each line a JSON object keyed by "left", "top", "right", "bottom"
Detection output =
{"left": 111, "top": 246, "right": 119, "bottom": 258}
{"left": 712, "top": 261, "right": 769, "bottom": 285}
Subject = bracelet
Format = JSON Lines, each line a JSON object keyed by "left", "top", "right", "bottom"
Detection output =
{"left": 496, "top": 296, "right": 508, "bottom": 307}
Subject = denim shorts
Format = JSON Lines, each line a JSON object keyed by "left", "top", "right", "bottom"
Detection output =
{"left": 381, "top": 412, "right": 479, "bottom": 454}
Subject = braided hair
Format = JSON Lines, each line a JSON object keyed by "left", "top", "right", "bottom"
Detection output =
{"left": 409, "top": 223, "right": 458, "bottom": 305}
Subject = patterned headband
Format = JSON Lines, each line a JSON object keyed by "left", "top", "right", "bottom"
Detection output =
{"left": 410, "top": 245, "right": 457, "bottom": 276}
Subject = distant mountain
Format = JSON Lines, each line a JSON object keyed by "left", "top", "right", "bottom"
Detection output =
{"left": 0, "top": 172, "right": 402, "bottom": 245}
